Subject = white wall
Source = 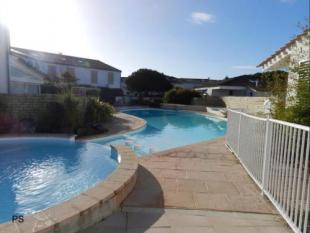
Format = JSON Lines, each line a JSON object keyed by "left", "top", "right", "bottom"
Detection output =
{"left": 18, "top": 56, "right": 121, "bottom": 89}
{"left": 0, "top": 24, "right": 10, "bottom": 94}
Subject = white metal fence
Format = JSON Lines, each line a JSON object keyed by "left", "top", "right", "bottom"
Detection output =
{"left": 226, "top": 109, "right": 310, "bottom": 233}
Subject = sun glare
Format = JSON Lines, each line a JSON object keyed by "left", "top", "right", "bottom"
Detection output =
{"left": 0, "top": 0, "right": 90, "bottom": 54}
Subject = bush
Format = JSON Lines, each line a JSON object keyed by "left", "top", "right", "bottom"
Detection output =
{"left": 84, "top": 99, "right": 115, "bottom": 124}
{"left": 86, "top": 88, "right": 100, "bottom": 97}
{"left": 287, "top": 61, "right": 310, "bottom": 126}
{"left": 267, "top": 62, "right": 310, "bottom": 126}
{"left": 63, "top": 95, "right": 81, "bottom": 130}
{"left": 36, "top": 102, "right": 66, "bottom": 132}
{"left": 0, "top": 96, "right": 7, "bottom": 113}
{"left": 164, "top": 88, "right": 201, "bottom": 105}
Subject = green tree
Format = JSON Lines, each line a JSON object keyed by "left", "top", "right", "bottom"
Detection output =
{"left": 261, "top": 71, "right": 288, "bottom": 119}
{"left": 267, "top": 28, "right": 310, "bottom": 126}
{"left": 287, "top": 61, "right": 310, "bottom": 125}
{"left": 126, "top": 69, "right": 172, "bottom": 94}
{"left": 44, "top": 71, "right": 78, "bottom": 95}
{"left": 164, "top": 87, "right": 201, "bottom": 105}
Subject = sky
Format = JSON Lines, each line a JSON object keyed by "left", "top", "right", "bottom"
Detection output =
{"left": 0, "top": 0, "right": 309, "bottom": 79}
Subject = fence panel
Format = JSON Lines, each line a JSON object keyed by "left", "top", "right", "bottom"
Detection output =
{"left": 226, "top": 109, "right": 310, "bottom": 233}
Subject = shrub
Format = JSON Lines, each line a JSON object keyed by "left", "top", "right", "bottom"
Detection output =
{"left": 63, "top": 95, "right": 81, "bottom": 130}
{"left": 164, "top": 88, "right": 201, "bottom": 105}
{"left": 84, "top": 99, "right": 115, "bottom": 124}
{"left": 0, "top": 96, "right": 7, "bottom": 113}
{"left": 36, "top": 102, "right": 66, "bottom": 132}
{"left": 287, "top": 61, "right": 310, "bottom": 126}
{"left": 86, "top": 88, "right": 100, "bottom": 97}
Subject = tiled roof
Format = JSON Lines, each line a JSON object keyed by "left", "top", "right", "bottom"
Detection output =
{"left": 10, "top": 47, "right": 121, "bottom": 72}
{"left": 257, "top": 29, "right": 310, "bottom": 67}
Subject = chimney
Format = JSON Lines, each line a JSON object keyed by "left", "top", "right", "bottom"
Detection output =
{"left": 0, "top": 23, "right": 10, "bottom": 94}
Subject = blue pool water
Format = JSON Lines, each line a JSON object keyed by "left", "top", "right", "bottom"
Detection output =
{"left": 0, "top": 138, "right": 118, "bottom": 223}
{"left": 92, "top": 109, "right": 227, "bottom": 156}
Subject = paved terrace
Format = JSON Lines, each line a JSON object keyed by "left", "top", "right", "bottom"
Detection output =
{"left": 82, "top": 138, "right": 292, "bottom": 233}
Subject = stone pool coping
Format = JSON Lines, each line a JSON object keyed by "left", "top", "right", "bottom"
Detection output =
{"left": 0, "top": 144, "right": 138, "bottom": 233}
{"left": 78, "top": 112, "right": 147, "bottom": 141}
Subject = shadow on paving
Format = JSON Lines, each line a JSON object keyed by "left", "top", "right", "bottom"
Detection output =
{"left": 80, "top": 165, "right": 165, "bottom": 233}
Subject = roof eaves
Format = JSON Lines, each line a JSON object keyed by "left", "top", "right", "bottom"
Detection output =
{"left": 257, "top": 29, "right": 310, "bottom": 67}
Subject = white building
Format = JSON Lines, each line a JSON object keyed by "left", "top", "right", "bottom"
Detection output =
{"left": 11, "top": 47, "right": 122, "bottom": 91}
{"left": 257, "top": 29, "right": 310, "bottom": 101}
{"left": 0, "top": 23, "right": 10, "bottom": 94}
{"left": 0, "top": 23, "right": 122, "bottom": 95}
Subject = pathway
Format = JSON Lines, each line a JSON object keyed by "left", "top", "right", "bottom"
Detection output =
{"left": 81, "top": 138, "right": 292, "bottom": 233}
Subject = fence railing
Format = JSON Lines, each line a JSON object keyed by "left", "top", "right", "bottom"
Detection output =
{"left": 226, "top": 109, "right": 310, "bottom": 233}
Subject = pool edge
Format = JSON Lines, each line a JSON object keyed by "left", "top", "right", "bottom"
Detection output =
{"left": 0, "top": 144, "right": 138, "bottom": 233}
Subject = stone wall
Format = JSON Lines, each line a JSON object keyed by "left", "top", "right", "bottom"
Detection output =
{"left": 161, "top": 103, "right": 207, "bottom": 112}
{"left": 221, "top": 96, "right": 266, "bottom": 113}
{"left": 0, "top": 94, "right": 88, "bottom": 120}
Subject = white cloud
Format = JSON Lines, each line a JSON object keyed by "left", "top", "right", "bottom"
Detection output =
{"left": 232, "top": 65, "right": 258, "bottom": 70}
{"left": 191, "top": 12, "right": 215, "bottom": 24}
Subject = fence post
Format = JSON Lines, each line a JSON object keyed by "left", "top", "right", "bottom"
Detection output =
{"left": 262, "top": 116, "right": 271, "bottom": 194}
{"left": 237, "top": 111, "right": 242, "bottom": 155}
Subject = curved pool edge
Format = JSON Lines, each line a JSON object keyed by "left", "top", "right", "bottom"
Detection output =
{"left": 85, "top": 112, "right": 147, "bottom": 142}
{"left": 0, "top": 144, "right": 138, "bottom": 233}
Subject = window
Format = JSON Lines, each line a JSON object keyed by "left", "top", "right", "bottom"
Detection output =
{"left": 10, "top": 82, "right": 40, "bottom": 95}
{"left": 108, "top": 72, "right": 114, "bottom": 85}
{"left": 48, "top": 65, "right": 57, "bottom": 76}
{"left": 91, "top": 70, "right": 98, "bottom": 84}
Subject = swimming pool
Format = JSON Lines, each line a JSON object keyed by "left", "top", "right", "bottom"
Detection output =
{"left": 92, "top": 109, "right": 227, "bottom": 156}
{"left": 0, "top": 138, "right": 118, "bottom": 224}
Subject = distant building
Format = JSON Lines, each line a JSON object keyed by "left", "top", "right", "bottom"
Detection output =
{"left": 166, "top": 76, "right": 220, "bottom": 89}
{"left": 195, "top": 75, "right": 268, "bottom": 97}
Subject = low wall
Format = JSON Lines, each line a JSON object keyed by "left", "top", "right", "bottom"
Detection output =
{"left": 0, "top": 94, "right": 88, "bottom": 120}
{"left": 0, "top": 144, "right": 138, "bottom": 233}
{"left": 161, "top": 103, "right": 206, "bottom": 112}
{"left": 162, "top": 97, "right": 266, "bottom": 114}
{"left": 0, "top": 94, "right": 59, "bottom": 119}
{"left": 221, "top": 97, "right": 266, "bottom": 113}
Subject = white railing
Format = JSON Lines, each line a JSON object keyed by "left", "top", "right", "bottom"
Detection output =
{"left": 226, "top": 109, "right": 310, "bottom": 233}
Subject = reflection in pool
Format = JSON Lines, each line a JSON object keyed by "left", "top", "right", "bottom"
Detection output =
{"left": 92, "top": 109, "right": 226, "bottom": 156}
{"left": 0, "top": 138, "right": 118, "bottom": 223}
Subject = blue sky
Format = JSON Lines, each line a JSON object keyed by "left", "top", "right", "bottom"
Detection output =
{"left": 4, "top": 0, "right": 309, "bottom": 79}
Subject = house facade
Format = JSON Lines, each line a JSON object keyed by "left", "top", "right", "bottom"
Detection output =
{"left": 11, "top": 47, "right": 122, "bottom": 90}
{"left": 0, "top": 24, "right": 122, "bottom": 95}
{"left": 257, "top": 29, "right": 310, "bottom": 101}
{"left": 9, "top": 55, "right": 45, "bottom": 95}
{"left": 0, "top": 24, "right": 10, "bottom": 94}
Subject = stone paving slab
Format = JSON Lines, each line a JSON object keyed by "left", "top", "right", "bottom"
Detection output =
{"left": 123, "top": 138, "right": 276, "bottom": 214}
{"left": 81, "top": 207, "right": 292, "bottom": 233}
{"left": 80, "top": 138, "right": 292, "bottom": 233}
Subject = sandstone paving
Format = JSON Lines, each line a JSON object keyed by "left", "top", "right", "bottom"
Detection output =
{"left": 80, "top": 138, "right": 292, "bottom": 233}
